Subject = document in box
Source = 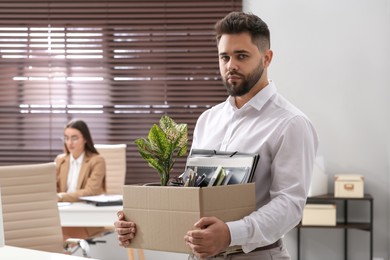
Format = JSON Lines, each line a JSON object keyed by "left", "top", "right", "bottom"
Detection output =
{"left": 79, "top": 194, "right": 123, "bottom": 206}
{"left": 185, "top": 149, "right": 259, "bottom": 185}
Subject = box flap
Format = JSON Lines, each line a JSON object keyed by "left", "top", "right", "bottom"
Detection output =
{"left": 123, "top": 185, "right": 201, "bottom": 211}
{"left": 199, "top": 183, "right": 255, "bottom": 212}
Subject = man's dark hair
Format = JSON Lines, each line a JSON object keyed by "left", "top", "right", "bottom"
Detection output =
{"left": 214, "top": 11, "right": 270, "bottom": 51}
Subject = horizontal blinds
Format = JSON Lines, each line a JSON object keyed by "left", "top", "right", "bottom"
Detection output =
{"left": 0, "top": 0, "right": 242, "bottom": 184}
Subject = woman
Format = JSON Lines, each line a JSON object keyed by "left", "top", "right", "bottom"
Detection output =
{"left": 56, "top": 119, "right": 106, "bottom": 239}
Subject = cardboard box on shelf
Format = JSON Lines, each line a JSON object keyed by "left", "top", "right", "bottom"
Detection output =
{"left": 301, "top": 204, "right": 336, "bottom": 226}
{"left": 334, "top": 174, "right": 364, "bottom": 198}
{"left": 123, "top": 183, "right": 255, "bottom": 253}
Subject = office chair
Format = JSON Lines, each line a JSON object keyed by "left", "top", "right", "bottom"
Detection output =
{"left": 94, "top": 144, "right": 127, "bottom": 195}
{"left": 77, "top": 144, "right": 127, "bottom": 247}
{"left": 93, "top": 144, "right": 145, "bottom": 260}
{"left": 0, "top": 162, "right": 90, "bottom": 257}
{"left": 0, "top": 188, "right": 5, "bottom": 247}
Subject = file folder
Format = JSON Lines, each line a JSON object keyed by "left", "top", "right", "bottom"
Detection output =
{"left": 184, "top": 149, "right": 259, "bottom": 185}
{"left": 79, "top": 194, "right": 123, "bottom": 206}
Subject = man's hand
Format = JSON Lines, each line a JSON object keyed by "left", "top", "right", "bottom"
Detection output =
{"left": 114, "top": 210, "right": 137, "bottom": 247}
{"left": 184, "top": 216, "right": 231, "bottom": 258}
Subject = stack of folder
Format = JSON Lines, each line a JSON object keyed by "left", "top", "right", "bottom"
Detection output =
{"left": 79, "top": 194, "right": 123, "bottom": 206}
{"left": 180, "top": 149, "right": 259, "bottom": 187}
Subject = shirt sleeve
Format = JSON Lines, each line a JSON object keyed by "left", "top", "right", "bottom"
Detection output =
{"left": 227, "top": 115, "right": 318, "bottom": 252}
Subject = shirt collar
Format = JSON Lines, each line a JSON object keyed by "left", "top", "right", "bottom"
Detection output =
{"left": 70, "top": 152, "right": 85, "bottom": 165}
{"left": 227, "top": 80, "right": 277, "bottom": 111}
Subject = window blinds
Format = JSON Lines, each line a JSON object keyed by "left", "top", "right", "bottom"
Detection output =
{"left": 0, "top": 0, "right": 242, "bottom": 184}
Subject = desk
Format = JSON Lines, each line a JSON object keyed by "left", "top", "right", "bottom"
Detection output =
{"left": 58, "top": 202, "right": 137, "bottom": 260}
{"left": 58, "top": 202, "right": 122, "bottom": 227}
{"left": 0, "top": 245, "right": 99, "bottom": 260}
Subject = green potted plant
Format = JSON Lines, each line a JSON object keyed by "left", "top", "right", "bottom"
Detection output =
{"left": 135, "top": 115, "right": 188, "bottom": 186}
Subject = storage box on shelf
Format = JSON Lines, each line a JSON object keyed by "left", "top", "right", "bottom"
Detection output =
{"left": 334, "top": 174, "right": 364, "bottom": 198}
{"left": 301, "top": 204, "right": 336, "bottom": 226}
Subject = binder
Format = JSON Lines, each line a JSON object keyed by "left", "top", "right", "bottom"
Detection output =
{"left": 79, "top": 194, "right": 123, "bottom": 207}
{"left": 184, "top": 149, "right": 259, "bottom": 185}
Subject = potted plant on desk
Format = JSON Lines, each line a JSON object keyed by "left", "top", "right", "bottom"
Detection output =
{"left": 135, "top": 115, "right": 188, "bottom": 186}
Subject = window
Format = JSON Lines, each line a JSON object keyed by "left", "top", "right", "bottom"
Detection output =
{"left": 0, "top": 0, "right": 242, "bottom": 184}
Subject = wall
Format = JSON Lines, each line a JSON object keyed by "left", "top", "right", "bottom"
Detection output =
{"left": 244, "top": 0, "right": 390, "bottom": 259}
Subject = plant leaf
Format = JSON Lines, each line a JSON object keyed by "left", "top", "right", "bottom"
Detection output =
{"left": 148, "top": 124, "right": 170, "bottom": 161}
{"left": 134, "top": 115, "right": 188, "bottom": 185}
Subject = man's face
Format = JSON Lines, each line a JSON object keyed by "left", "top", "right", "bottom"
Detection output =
{"left": 218, "top": 33, "right": 265, "bottom": 97}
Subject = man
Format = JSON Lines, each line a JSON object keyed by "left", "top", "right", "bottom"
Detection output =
{"left": 115, "top": 11, "right": 318, "bottom": 260}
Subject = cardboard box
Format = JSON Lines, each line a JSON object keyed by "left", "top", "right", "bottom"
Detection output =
{"left": 123, "top": 183, "right": 255, "bottom": 253}
{"left": 334, "top": 174, "right": 364, "bottom": 198}
{"left": 301, "top": 204, "right": 336, "bottom": 226}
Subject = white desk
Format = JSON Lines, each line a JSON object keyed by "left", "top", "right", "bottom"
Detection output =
{"left": 58, "top": 202, "right": 144, "bottom": 260}
{"left": 0, "top": 245, "right": 99, "bottom": 260}
{"left": 58, "top": 202, "right": 122, "bottom": 227}
{"left": 58, "top": 202, "right": 128, "bottom": 260}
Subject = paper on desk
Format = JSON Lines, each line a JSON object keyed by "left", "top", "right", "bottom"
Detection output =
{"left": 79, "top": 194, "right": 123, "bottom": 203}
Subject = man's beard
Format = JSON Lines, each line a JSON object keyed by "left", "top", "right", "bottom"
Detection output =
{"left": 223, "top": 62, "right": 264, "bottom": 97}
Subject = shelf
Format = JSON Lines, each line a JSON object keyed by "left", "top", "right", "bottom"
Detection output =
{"left": 298, "top": 222, "right": 371, "bottom": 230}
{"left": 307, "top": 193, "right": 373, "bottom": 201}
{"left": 297, "top": 194, "right": 373, "bottom": 260}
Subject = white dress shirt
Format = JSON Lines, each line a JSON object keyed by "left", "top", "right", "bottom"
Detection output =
{"left": 191, "top": 80, "right": 319, "bottom": 252}
{"left": 66, "top": 153, "right": 85, "bottom": 193}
